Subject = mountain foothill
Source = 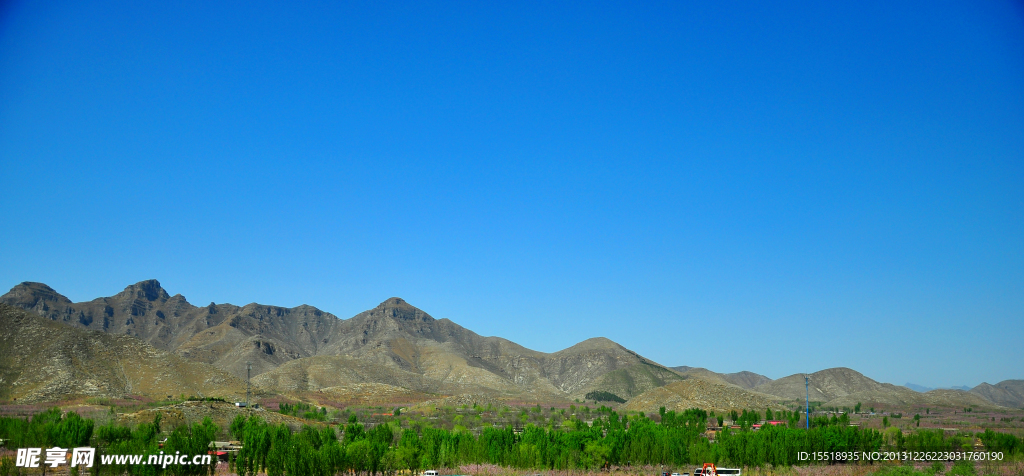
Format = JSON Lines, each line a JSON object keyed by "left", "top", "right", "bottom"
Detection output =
{"left": 1, "top": 280, "right": 1021, "bottom": 412}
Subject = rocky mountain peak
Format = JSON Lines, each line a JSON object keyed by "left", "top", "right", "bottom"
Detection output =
{"left": 370, "top": 297, "right": 434, "bottom": 322}
{"left": 115, "top": 279, "right": 170, "bottom": 302}
{"left": 0, "top": 282, "right": 72, "bottom": 307}
{"left": 557, "top": 337, "right": 622, "bottom": 354}
{"left": 812, "top": 367, "right": 866, "bottom": 380}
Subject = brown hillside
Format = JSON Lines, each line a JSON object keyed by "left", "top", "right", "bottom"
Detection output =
{"left": 312, "top": 383, "right": 438, "bottom": 407}
{"left": 825, "top": 388, "right": 995, "bottom": 408}
{"left": 547, "top": 338, "right": 683, "bottom": 399}
{"left": 0, "top": 303, "right": 248, "bottom": 403}
{"left": 754, "top": 367, "right": 886, "bottom": 401}
{"left": 622, "top": 378, "right": 783, "bottom": 414}
{"left": 723, "top": 371, "right": 773, "bottom": 389}
{"left": 970, "top": 380, "right": 1024, "bottom": 409}
{"left": 670, "top": 366, "right": 772, "bottom": 389}
{"left": 117, "top": 401, "right": 315, "bottom": 433}
{"left": 755, "top": 368, "right": 1003, "bottom": 408}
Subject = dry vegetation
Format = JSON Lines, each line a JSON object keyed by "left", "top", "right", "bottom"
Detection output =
{"left": 623, "top": 379, "right": 784, "bottom": 414}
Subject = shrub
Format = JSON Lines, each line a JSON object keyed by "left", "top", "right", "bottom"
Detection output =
{"left": 584, "top": 391, "right": 626, "bottom": 403}
{"left": 947, "top": 461, "right": 976, "bottom": 476}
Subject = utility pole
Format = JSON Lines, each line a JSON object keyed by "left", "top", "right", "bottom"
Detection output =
{"left": 246, "top": 361, "right": 251, "bottom": 409}
{"left": 805, "top": 375, "right": 810, "bottom": 429}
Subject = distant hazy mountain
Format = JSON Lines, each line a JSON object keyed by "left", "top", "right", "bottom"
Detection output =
{"left": 905, "top": 383, "right": 973, "bottom": 393}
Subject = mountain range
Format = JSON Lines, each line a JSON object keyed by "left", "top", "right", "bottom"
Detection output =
{"left": 0, "top": 281, "right": 681, "bottom": 404}
{"left": 2, "top": 280, "right": 1021, "bottom": 410}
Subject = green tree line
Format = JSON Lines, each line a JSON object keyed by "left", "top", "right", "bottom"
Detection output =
{"left": 0, "top": 407, "right": 93, "bottom": 450}
{"left": 0, "top": 410, "right": 216, "bottom": 476}
{"left": 3, "top": 406, "right": 1023, "bottom": 476}
{"left": 226, "top": 407, "right": 1023, "bottom": 475}
{"left": 278, "top": 402, "right": 328, "bottom": 422}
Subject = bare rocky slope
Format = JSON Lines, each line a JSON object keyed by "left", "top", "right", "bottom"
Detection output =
{"left": 0, "top": 304, "right": 248, "bottom": 403}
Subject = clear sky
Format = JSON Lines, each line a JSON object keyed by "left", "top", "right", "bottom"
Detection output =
{"left": 1, "top": 0, "right": 1022, "bottom": 389}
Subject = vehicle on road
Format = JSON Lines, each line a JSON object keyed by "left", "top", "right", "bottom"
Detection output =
{"left": 694, "top": 465, "right": 741, "bottom": 476}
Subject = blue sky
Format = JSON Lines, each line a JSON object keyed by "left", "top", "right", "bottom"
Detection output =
{"left": 1, "top": 0, "right": 1022, "bottom": 388}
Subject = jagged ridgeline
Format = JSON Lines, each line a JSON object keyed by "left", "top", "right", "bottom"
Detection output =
{"left": 0, "top": 280, "right": 683, "bottom": 404}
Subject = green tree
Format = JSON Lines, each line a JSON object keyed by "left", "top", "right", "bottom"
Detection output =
{"left": 583, "top": 440, "right": 611, "bottom": 469}
{"left": 163, "top": 417, "right": 217, "bottom": 476}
